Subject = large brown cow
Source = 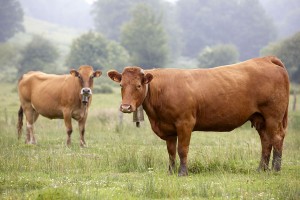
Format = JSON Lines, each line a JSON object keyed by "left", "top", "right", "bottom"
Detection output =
{"left": 108, "top": 56, "right": 289, "bottom": 176}
{"left": 17, "top": 65, "right": 102, "bottom": 147}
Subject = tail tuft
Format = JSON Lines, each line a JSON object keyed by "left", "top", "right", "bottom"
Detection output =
{"left": 17, "top": 106, "right": 23, "bottom": 140}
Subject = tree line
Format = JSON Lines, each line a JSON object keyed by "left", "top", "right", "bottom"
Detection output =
{"left": 0, "top": 0, "right": 299, "bottom": 83}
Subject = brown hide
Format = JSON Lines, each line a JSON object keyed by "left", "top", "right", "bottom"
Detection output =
{"left": 108, "top": 56, "right": 289, "bottom": 175}
{"left": 17, "top": 65, "right": 102, "bottom": 146}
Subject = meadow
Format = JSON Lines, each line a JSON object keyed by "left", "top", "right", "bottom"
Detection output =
{"left": 0, "top": 82, "right": 299, "bottom": 199}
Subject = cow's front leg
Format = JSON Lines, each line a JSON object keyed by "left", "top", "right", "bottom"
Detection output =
{"left": 78, "top": 117, "right": 87, "bottom": 147}
{"left": 177, "top": 124, "right": 193, "bottom": 176}
{"left": 166, "top": 136, "right": 177, "bottom": 174}
{"left": 63, "top": 112, "right": 73, "bottom": 146}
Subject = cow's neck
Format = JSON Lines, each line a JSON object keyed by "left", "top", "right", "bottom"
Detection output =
{"left": 144, "top": 84, "right": 149, "bottom": 100}
{"left": 142, "top": 83, "right": 158, "bottom": 119}
{"left": 133, "top": 84, "right": 148, "bottom": 126}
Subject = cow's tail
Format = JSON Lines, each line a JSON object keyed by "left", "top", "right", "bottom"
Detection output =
{"left": 17, "top": 106, "right": 23, "bottom": 140}
{"left": 282, "top": 106, "right": 288, "bottom": 130}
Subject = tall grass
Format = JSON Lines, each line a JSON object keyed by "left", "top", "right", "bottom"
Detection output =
{"left": 0, "top": 83, "right": 299, "bottom": 199}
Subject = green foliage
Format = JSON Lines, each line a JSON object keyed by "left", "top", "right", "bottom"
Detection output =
{"left": 121, "top": 4, "right": 168, "bottom": 68}
{"left": 17, "top": 35, "right": 59, "bottom": 77}
{"left": 177, "top": 0, "right": 276, "bottom": 60}
{"left": 93, "top": 84, "right": 113, "bottom": 94}
{"left": 66, "top": 32, "right": 129, "bottom": 72}
{"left": 197, "top": 44, "right": 239, "bottom": 68}
{"left": 261, "top": 32, "right": 300, "bottom": 83}
{"left": 0, "top": 0, "right": 24, "bottom": 42}
{"left": 92, "top": 0, "right": 181, "bottom": 61}
{"left": 92, "top": 0, "right": 162, "bottom": 41}
{"left": 0, "top": 43, "right": 20, "bottom": 82}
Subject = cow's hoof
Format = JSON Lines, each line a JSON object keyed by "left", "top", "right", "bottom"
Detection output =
{"left": 25, "top": 140, "right": 36, "bottom": 145}
{"left": 178, "top": 170, "right": 188, "bottom": 176}
{"left": 178, "top": 172, "right": 188, "bottom": 177}
{"left": 80, "top": 144, "right": 87, "bottom": 148}
{"left": 257, "top": 167, "right": 270, "bottom": 172}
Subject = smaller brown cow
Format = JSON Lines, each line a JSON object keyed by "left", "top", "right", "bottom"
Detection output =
{"left": 108, "top": 56, "right": 289, "bottom": 176}
{"left": 17, "top": 66, "right": 102, "bottom": 146}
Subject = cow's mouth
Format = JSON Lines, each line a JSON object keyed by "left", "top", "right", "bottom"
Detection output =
{"left": 81, "top": 87, "right": 92, "bottom": 105}
{"left": 82, "top": 95, "right": 90, "bottom": 104}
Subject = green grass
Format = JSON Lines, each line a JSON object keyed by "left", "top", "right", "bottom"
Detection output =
{"left": 0, "top": 83, "right": 299, "bottom": 199}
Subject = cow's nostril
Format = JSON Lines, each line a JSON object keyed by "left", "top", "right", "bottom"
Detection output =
{"left": 81, "top": 88, "right": 92, "bottom": 95}
{"left": 120, "top": 104, "right": 132, "bottom": 113}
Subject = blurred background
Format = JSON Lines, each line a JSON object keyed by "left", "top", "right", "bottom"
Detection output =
{"left": 0, "top": 0, "right": 299, "bottom": 85}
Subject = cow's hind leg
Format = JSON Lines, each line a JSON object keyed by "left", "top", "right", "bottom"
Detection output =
{"left": 24, "top": 106, "right": 39, "bottom": 144}
{"left": 166, "top": 136, "right": 177, "bottom": 175}
{"left": 257, "top": 115, "right": 286, "bottom": 172}
{"left": 271, "top": 124, "right": 285, "bottom": 171}
{"left": 257, "top": 130, "right": 272, "bottom": 171}
{"left": 250, "top": 113, "right": 271, "bottom": 171}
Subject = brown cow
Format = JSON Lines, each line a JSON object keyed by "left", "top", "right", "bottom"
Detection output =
{"left": 17, "top": 65, "right": 102, "bottom": 147}
{"left": 108, "top": 56, "right": 289, "bottom": 176}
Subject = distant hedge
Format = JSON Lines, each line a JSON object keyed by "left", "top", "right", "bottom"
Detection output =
{"left": 93, "top": 84, "right": 113, "bottom": 94}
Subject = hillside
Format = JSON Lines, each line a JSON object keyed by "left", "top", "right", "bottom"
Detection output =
{"left": 9, "top": 16, "right": 84, "bottom": 57}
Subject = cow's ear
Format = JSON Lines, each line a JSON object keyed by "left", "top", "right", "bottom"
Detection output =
{"left": 143, "top": 73, "right": 153, "bottom": 84}
{"left": 107, "top": 70, "right": 122, "bottom": 82}
{"left": 70, "top": 69, "right": 79, "bottom": 77}
{"left": 93, "top": 70, "right": 102, "bottom": 78}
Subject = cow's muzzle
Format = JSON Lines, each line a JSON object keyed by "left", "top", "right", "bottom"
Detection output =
{"left": 81, "top": 87, "right": 92, "bottom": 104}
{"left": 120, "top": 104, "right": 133, "bottom": 113}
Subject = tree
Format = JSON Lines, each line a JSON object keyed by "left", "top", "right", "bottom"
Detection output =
{"left": 18, "top": 35, "right": 59, "bottom": 77}
{"left": 121, "top": 4, "right": 168, "bottom": 68}
{"left": 0, "top": 43, "right": 20, "bottom": 82}
{"left": 176, "top": 0, "right": 276, "bottom": 60}
{"left": 66, "top": 32, "right": 129, "bottom": 72}
{"left": 92, "top": 0, "right": 161, "bottom": 41}
{"left": 261, "top": 32, "right": 300, "bottom": 83}
{"left": 197, "top": 44, "right": 239, "bottom": 68}
{"left": 0, "top": 0, "right": 24, "bottom": 42}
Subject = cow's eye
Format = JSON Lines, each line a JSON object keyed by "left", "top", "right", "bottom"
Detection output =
{"left": 137, "top": 85, "right": 141, "bottom": 89}
{"left": 90, "top": 75, "right": 94, "bottom": 79}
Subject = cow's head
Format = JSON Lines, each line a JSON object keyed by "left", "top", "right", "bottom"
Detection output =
{"left": 70, "top": 65, "right": 102, "bottom": 105}
{"left": 108, "top": 67, "right": 153, "bottom": 113}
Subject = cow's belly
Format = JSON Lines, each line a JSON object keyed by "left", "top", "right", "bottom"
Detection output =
{"left": 30, "top": 101, "right": 64, "bottom": 119}
{"left": 194, "top": 113, "right": 250, "bottom": 132}
{"left": 194, "top": 121, "right": 247, "bottom": 132}
{"left": 34, "top": 106, "right": 64, "bottom": 119}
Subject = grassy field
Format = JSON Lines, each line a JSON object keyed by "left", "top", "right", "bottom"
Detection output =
{"left": 0, "top": 82, "right": 299, "bottom": 199}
